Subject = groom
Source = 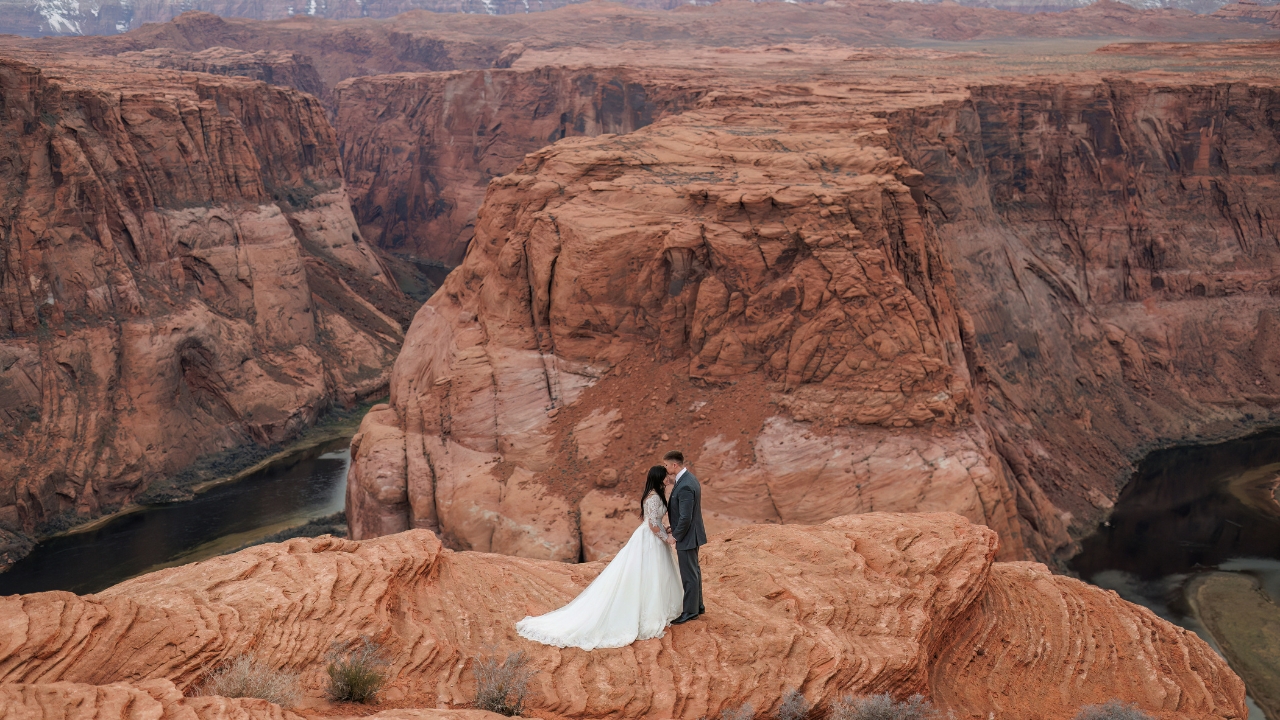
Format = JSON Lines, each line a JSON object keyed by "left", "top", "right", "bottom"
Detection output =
{"left": 662, "top": 450, "right": 707, "bottom": 624}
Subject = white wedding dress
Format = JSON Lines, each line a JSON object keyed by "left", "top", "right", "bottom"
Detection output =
{"left": 516, "top": 493, "right": 682, "bottom": 650}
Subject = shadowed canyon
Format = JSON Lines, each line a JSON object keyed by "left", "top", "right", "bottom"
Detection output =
{"left": 1, "top": 1, "right": 1280, "bottom": 719}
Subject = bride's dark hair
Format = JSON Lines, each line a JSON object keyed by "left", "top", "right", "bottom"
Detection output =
{"left": 642, "top": 465, "right": 669, "bottom": 510}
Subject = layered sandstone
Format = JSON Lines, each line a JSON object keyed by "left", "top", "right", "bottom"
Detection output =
{"left": 334, "top": 67, "right": 707, "bottom": 263}
{"left": 322, "top": 5, "right": 1279, "bottom": 265}
{"left": 344, "top": 38, "right": 1280, "bottom": 565}
{"left": 0, "top": 53, "right": 408, "bottom": 569}
{"left": 1213, "top": 0, "right": 1280, "bottom": 25}
{"left": 0, "top": 513, "right": 1247, "bottom": 720}
{"left": 7, "top": 0, "right": 1280, "bottom": 39}
{"left": 889, "top": 78, "right": 1280, "bottom": 545}
{"left": 0, "top": 682, "right": 511, "bottom": 720}
{"left": 116, "top": 47, "right": 325, "bottom": 97}
{"left": 343, "top": 67, "right": 1043, "bottom": 562}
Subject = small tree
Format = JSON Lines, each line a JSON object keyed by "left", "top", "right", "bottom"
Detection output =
{"left": 720, "top": 702, "right": 755, "bottom": 720}
{"left": 473, "top": 650, "right": 534, "bottom": 716}
{"left": 326, "top": 636, "right": 390, "bottom": 703}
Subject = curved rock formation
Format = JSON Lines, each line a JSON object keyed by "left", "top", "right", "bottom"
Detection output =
{"left": 344, "top": 75, "right": 1049, "bottom": 562}
{"left": 345, "top": 34, "right": 1280, "bottom": 564}
{"left": 0, "top": 53, "right": 409, "bottom": 568}
{"left": 0, "top": 681, "right": 513, "bottom": 720}
{"left": 0, "top": 513, "right": 1247, "bottom": 720}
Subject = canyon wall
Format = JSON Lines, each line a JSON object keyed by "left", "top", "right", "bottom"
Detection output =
{"left": 116, "top": 47, "right": 326, "bottom": 98}
{"left": 344, "top": 84, "right": 1051, "bottom": 562}
{"left": 0, "top": 513, "right": 1248, "bottom": 719}
{"left": 345, "top": 58, "right": 1280, "bottom": 564}
{"left": 334, "top": 67, "right": 707, "bottom": 264}
{"left": 0, "top": 54, "right": 410, "bottom": 569}
{"left": 888, "top": 79, "right": 1280, "bottom": 533}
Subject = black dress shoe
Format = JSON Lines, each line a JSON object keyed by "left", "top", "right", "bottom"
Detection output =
{"left": 671, "top": 614, "right": 695, "bottom": 625}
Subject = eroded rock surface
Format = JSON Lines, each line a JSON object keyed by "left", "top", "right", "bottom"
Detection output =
{"left": 344, "top": 70, "right": 1042, "bottom": 561}
{"left": 0, "top": 513, "right": 1247, "bottom": 720}
{"left": 334, "top": 66, "right": 706, "bottom": 264}
{"left": 0, "top": 53, "right": 408, "bottom": 567}
{"left": 890, "top": 79, "right": 1280, "bottom": 550}
{"left": 116, "top": 47, "right": 325, "bottom": 97}
{"left": 345, "top": 38, "right": 1280, "bottom": 564}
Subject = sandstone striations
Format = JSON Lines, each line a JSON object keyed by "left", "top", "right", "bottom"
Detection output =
{"left": 343, "top": 37, "right": 1280, "bottom": 565}
{"left": 0, "top": 53, "right": 408, "bottom": 569}
{"left": 344, "top": 81, "right": 1041, "bottom": 561}
{"left": 116, "top": 47, "right": 326, "bottom": 98}
{"left": 7, "top": 0, "right": 1280, "bottom": 39}
{"left": 1213, "top": 0, "right": 1280, "bottom": 25}
{"left": 0, "top": 513, "right": 1248, "bottom": 719}
{"left": 334, "top": 67, "right": 707, "bottom": 264}
{"left": 889, "top": 78, "right": 1280, "bottom": 552}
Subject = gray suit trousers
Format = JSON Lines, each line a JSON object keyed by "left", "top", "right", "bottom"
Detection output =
{"left": 676, "top": 546, "right": 704, "bottom": 618}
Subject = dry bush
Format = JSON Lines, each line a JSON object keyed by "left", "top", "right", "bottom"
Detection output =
{"left": 197, "top": 655, "right": 301, "bottom": 707}
{"left": 829, "top": 694, "right": 937, "bottom": 720}
{"left": 473, "top": 649, "right": 534, "bottom": 716}
{"left": 777, "top": 690, "right": 811, "bottom": 720}
{"left": 326, "top": 636, "right": 390, "bottom": 703}
{"left": 720, "top": 702, "right": 755, "bottom": 720}
{"left": 1073, "top": 701, "right": 1153, "bottom": 720}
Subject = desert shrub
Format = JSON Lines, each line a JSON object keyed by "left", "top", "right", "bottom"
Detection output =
{"left": 473, "top": 649, "right": 534, "bottom": 716}
{"left": 720, "top": 702, "right": 755, "bottom": 720}
{"left": 326, "top": 636, "right": 389, "bottom": 703}
{"left": 778, "top": 690, "right": 811, "bottom": 720}
{"left": 197, "top": 655, "right": 301, "bottom": 707}
{"left": 829, "top": 693, "right": 937, "bottom": 720}
{"left": 1073, "top": 701, "right": 1153, "bottom": 720}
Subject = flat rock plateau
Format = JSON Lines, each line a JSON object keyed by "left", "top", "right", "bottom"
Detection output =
{"left": 0, "top": 2, "right": 1279, "bottom": 719}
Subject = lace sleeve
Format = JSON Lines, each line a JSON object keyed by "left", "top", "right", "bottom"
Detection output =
{"left": 644, "top": 494, "right": 670, "bottom": 541}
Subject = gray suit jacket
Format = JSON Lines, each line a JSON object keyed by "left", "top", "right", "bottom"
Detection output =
{"left": 667, "top": 469, "right": 707, "bottom": 551}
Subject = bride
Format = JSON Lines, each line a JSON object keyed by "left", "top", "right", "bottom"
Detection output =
{"left": 516, "top": 466, "right": 682, "bottom": 650}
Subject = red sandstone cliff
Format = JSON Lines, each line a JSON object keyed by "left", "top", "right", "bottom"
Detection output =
{"left": 0, "top": 513, "right": 1248, "bottom": 720}
{"left": 343, "top": 42, "right": 1280, "bottom": 565}
{"left": 0, "top": 53, "right": 410, "bottom": 569}
{"left": 889, "top": 79, "right": 1280, "bottom": 547}
{"left": 116, "top": 47, "right": 326, "bottom": 98}
{"left": 334, "top": 67, "right": 707, "bottom": 264}
{"left": 344, "top": 77, "right": 1044, "bottom": 562}
{"left": 6, "top": 0, "right": 1280, "bottom": 39}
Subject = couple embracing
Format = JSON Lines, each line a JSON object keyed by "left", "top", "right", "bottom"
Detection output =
{"left": 516, "top": 451, "right": 707, "bottom": 650}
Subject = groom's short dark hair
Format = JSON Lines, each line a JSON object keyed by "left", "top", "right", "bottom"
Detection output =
{"left": 663, "top": 450, "right": 684, "bottom": 464}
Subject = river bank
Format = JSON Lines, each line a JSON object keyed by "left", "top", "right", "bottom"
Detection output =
{"left": 47, "top": 400, "right": 376, "bottom": 540}
{"left": 0, "top": 400, "right": 378, "bottom": 594}
{"left": 1071, "top": 429, "right": 1280, "bottom": 720}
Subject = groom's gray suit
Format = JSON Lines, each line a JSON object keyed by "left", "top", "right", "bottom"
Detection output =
{"left": 667, "top": 468, "right": 707, "bottom": 619}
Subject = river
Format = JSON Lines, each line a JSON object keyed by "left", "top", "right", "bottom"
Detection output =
{"left": 0, "top": 438, "right": 351, "bottom": 596}
{"left": 1070, "top": 430, "right": 1280, "bottom": 720}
